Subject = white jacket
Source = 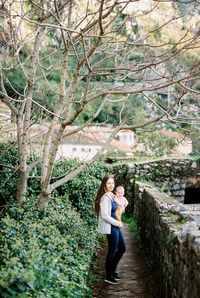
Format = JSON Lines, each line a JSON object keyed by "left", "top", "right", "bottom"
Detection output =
{"left": 98, "top": 193, "right": 120, "bottom": 234}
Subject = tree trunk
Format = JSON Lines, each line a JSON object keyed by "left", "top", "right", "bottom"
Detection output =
{"left": 38, "top": 190, "right": 51, "bottom": 209}
{"left": 16, "top": 169, "right": 28, "bottom": 204}
{"left": 16, "top": 26, "right": 42, "bottom": 204}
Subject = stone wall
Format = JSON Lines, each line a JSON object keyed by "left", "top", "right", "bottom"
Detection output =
{"left": 108, "top": 158, "right": 200, "bottom": 297}
{"left": 133, "top": 181, "right": 200, "bottom": 298}
{"left": 109, "top": 158, "right": 200, "bottom": 203}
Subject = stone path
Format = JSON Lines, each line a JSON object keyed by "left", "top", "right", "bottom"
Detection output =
{"left": 92, "top": 223, "right": 161, "bottom": 298}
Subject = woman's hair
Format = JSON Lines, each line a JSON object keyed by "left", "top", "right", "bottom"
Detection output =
{"left": 94, "top": 176, "right": 113, "bottom": 214}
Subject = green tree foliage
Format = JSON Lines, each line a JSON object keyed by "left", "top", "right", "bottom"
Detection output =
{"left": 136, "top": 131, "right": 178, "bottom": 158}
{"left": 174, "top": 0, "right": 197, "bottom": 16}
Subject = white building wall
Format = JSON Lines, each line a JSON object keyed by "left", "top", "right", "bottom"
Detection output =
{"left": 177, "top": 141, "right": 192, "bottom": 156}
{"left": 56, "top": 143, "right": 102, "bottom": 161}
{"left": 97, "top": 129, "right": 134, "bottom": 147}
{"left": 117, "top": 131, "right": 134, "bottom": 147}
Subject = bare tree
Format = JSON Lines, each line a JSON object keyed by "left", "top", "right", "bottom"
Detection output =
{"left": 0, "top": 0, "right": 199, "bottom": 207}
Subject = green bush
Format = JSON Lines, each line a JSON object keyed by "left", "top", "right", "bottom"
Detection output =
{"left": 189, "top": 151, "right": 200, "bottom": 162}
{"left": 0, "top": 143, "right": 106, "bottom": 225}
{"left": 0, "top": 158, "right": 106, "bottom": 297}
{"left": 50, "top": 159, "right": 106, "bottom": 225}
{"left": 0, "top": 142, "right": 19, "bottom": 205}
{"left": 0, "top": 196, "right": 99, "bottom": 297}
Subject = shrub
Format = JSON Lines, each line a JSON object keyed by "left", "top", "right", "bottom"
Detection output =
{"left": 0, "top": 142, "right": 19, "bottom": 205}
{"left": 51, "top": 159, "right": 106, "bottom": 225}
{"left": 0, "top": 146, "right": 107, "bottom": 296}
{"left": 0, "top": 196, "right": 99, "bottom": 297}
{"left": 0, "top": 143, "right": 106, "bottom": 224}
{"left": 189, "top": 152, "right": 200, "bottom": 162}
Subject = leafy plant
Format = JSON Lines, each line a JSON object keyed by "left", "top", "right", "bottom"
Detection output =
{"left": 0, "top": 196, "right": 100, "bottom": 297}
{"left": 167, "top": 233, "right": 173, "bottom": 244}
{"left": 0, "top": 142, "right": 19, "bottom": 205}
{"left": 53, "top": 159, "right": 106, "bottom": 225}
{"left": 0, "top": 144, "right": 106, "bottom": 224}
{"left": 0, "top": 157, "right": 106, "bottom": 296}
{"left": 155, "top": 169, "right": 165, "bottom": 177}
{"left": 160, "top": 181, "right": 169, "bottom": 192}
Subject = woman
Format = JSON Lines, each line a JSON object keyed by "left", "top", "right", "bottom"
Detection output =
{"left": 95, "top": 176, "right": 126, "bottom": 285}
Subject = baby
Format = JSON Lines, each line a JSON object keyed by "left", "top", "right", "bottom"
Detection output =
{"left": 114, "top": 186, "right": 129, "bottom": 222}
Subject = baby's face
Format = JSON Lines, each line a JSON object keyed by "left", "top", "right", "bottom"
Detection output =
{"left": 116, "top": 189, "right": 124, "bottom": 198}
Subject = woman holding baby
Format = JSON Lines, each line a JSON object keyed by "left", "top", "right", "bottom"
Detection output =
{"left": 94, "top": 176, "right": 128, "bottom": 284}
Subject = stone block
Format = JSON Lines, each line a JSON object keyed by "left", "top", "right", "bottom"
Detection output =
{"left": 191, "top": 162, "right": 197, "bottom": 168}
{"left": 181, "top": 221, "right": 198, "bottom": 238}
{"left": 172, "top": 190, "right": 184, "bottom": 197}
{"left": 173, "top": 183, "right": 180, "bottom": 190}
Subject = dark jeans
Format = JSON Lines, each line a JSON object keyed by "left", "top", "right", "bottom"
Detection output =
{"left": 106, "top": 226, "right": 126, "bottom": 278}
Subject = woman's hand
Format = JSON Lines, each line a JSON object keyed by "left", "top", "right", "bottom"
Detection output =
{"left": 118, "top": 222, "right": 123, "bottom": 228}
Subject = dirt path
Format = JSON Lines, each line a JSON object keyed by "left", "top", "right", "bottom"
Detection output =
{"left": 92, "top": 223, "right": 161, "bottom": 298}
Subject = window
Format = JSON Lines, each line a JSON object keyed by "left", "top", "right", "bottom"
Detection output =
{"left": 73, "top": 148, "right": 77, "bottom": 152}
{"left": 81, "top": 148, "right": 85, "bottom": 152}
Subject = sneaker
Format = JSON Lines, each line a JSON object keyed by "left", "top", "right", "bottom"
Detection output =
{"left": 112, "top": 273, "right": 121, "bottom": 280}
{"left": 104, "top": 276, "right": 118, "bottom": 284}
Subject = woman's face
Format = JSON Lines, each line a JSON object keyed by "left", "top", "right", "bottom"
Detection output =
{"left": 105, "top": 178, "right": 115, "bottom": 192}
